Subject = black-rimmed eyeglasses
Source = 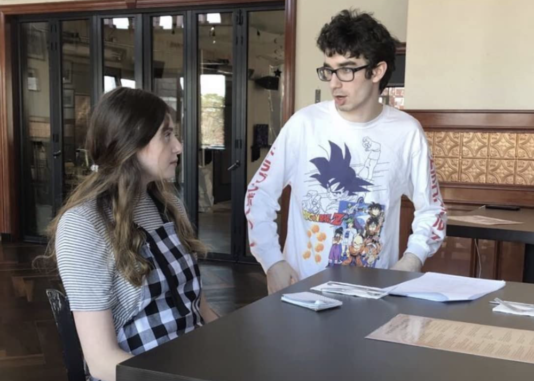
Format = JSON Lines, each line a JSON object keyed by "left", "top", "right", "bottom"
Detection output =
{"left": 316, "top": 64, "right": 370, "bottom": 82}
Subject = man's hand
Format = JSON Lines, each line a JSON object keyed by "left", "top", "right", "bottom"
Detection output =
{"left": 391, "top": 253, "right": 422, "bottom": 272}
{"left": 266, "top": 260, "right": 299, "bottom": 294}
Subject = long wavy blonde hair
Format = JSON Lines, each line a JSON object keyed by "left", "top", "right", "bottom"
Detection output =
{"left": 39, "top": 88, "right": 206, "bottom": 287}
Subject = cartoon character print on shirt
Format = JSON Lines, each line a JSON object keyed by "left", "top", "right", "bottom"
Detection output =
{"left": 302, "top": 140, "right": 386, "bottom": 268}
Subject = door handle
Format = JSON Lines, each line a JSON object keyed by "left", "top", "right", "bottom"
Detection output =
{"left": 227, "top": 160, "right": 241, "bottom": 171}
{"left": 53, "top": 150, "right": 62, "bottom": 158}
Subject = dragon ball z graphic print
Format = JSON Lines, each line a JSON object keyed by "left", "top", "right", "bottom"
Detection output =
{"left": 301, "top": 140, "right": 386, "bottom": 268}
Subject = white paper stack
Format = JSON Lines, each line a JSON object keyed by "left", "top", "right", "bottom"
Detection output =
{"left": 281, "top": 292, "right": 342, "bottom": 311}
{"left": 384, "top": 272, "right": 505, "bottom": 302}
{"left": 311, "top": 281, "right": 388, "bottom": 299}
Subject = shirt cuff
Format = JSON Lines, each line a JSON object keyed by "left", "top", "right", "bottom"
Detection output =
{"left": 405, "top": 243, "right": 429, "bottom": 266}
{"left": 257, "top": 252, "right": 285, "bottom": 273}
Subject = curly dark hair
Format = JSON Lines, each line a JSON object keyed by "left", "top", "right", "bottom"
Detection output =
{"left": 316, "top": 9, "right": 397, "bottom": 91}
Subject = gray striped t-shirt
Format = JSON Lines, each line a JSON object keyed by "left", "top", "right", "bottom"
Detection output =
{"left": 56, "top": 193, "right": 185, "bottom": 332}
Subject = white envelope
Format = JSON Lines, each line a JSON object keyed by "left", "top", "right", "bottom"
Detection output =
{"left": 281, "top": 292, "right": 342, "bottom": 311}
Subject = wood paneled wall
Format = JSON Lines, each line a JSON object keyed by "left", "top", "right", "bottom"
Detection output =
{"left": 401, "top": 110, "right": 534, "bottom": 281}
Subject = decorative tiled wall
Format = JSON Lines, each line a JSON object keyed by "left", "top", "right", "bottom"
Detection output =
{"left": 426, "top": 131, "right": 534, "bottom": 186}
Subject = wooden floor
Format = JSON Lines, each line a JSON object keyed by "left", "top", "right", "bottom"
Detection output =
{"left": 0, "top": 242, "right": 267, "bottom": 381}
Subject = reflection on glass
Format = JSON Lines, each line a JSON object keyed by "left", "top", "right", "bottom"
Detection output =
{"left": 246, "top": 10, "right": 285, "bottom": 256}
{"left": 103, "top": 17, "right": 135, "bottom": 93}
{"left": 21, "top": 22, "right": 51, "bottom": 236}
{"left": 151, "top": 15, "right": 185, "bottom": 186}
{"left": 61, "top": 20, "right": 92, "bottom": 198}
{"left": 197, "top": 13, "right": 233, "bottom": 255}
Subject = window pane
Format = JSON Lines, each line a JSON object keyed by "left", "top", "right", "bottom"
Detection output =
{"left": 61, "top": 20, "right": 92, "bottom": 197}
{"left": 197, "top": 13, "right": 233, "bottom": 255}
{"left": 152, "top": 15, "right": 185, "bottom": 185}
{"left": 103, "top": 17, "right": 136, "bottom": 93}
{"left": 20, "top": 22, "right": 51, "bottom": 236}
{"left": 246, "top": 10, "right": 286, "bottom": 256}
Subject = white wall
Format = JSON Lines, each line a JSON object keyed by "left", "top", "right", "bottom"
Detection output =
{"left": 405, "top": 0, "right": 534, "bottom": 109}
{"left": 295, "top": 0, "right": 408, "bottom": 111}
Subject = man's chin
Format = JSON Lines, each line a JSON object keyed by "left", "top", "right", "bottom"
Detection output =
{"left": 336, "top": 103, "right": 354, "bottom": 113}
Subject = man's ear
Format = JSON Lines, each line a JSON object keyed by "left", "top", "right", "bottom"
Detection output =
{"left": 371, "top": 61, "right": 387, "bottom": 85}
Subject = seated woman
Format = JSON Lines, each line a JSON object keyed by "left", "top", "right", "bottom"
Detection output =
{"left": 44, "top": 88, "right": 217, "bottom": 381}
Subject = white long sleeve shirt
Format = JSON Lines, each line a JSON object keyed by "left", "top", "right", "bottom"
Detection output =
{"left": 245, "top": 102, "right": 446, "bottom": 279}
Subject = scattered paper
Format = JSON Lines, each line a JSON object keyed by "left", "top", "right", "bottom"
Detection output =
{"left": 281, "top": 292, "right": 342, "bottom": 311}
{"left": 367, "top": 314, "right": 534, "bottom": 365}
{"left": 311, "top": 281, "right": 388, "bottom": 299}
{"left": 448, "top": 215, "right": 522, "bottom": 226}
{"left": 384, "top": 272, "right": 505, "bottom": 302}
{"left": 492, "top": 298, "right": 534, "bottom": 317}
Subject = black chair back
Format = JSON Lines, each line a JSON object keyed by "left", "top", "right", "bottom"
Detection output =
{"left": 46, "top": 289, "right": 87, "bottom": 381}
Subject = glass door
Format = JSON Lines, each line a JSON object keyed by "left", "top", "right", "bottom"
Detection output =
{"left": 61, "top": 20, "right": 92, "bottom": 198}
{"left": 16, "top": 6, "right": 285, "bottom": 248}
{"left": 196, "top": 12, "right": 234, "bottom": 256}
{"left": 150, "top": 14, "right": 185, "bottom": 189}
{"left": 191, "top": 8, "right": 285, "bottom": 261}
{"left": 20, "top": 22, "right": 52, "bottom": 237}
{"left": 102, "top": 17, "right": 137, "bottom": 92}
{"left": 245, "top": 9, "right": 286, "bottom": 257}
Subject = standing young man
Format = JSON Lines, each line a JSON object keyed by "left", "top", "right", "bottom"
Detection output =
{"left": 245, "top": 10, "right": 446, "bottom": 294}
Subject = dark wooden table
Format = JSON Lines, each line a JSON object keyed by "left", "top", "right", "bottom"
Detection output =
{"left": 447, "top": 207, "right": 534, "bottom": 283}
{"left": 117, "top": 267, "right": 534, "bottom": 381}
